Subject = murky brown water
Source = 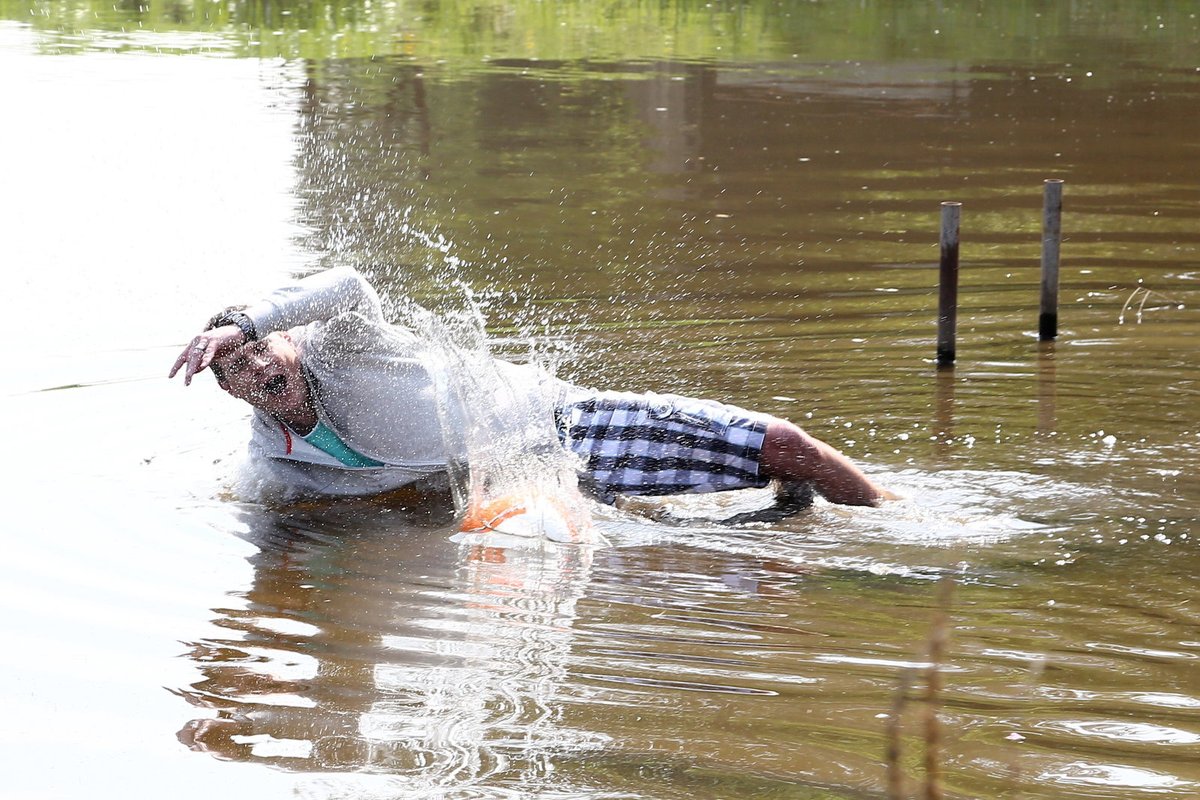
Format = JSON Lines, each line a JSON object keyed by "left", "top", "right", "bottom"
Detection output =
{"left": 3, "top": 4, "right": 1199, "bottom": 798}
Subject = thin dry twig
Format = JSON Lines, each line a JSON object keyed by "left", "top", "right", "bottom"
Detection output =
{"left": 1118, "top": 286, "right": 1146, "bottom": 325}
{"left": 1119, "top": 284, "right": 1187, "bottom": 324}
{"left": 1136, "top": 286, "right": 1152, "bottom": 323}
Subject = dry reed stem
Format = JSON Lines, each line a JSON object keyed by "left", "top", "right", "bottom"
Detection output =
{"left": 886, "top": 668, "right": 914, "bottom": 800}
{"left": 923, "top": 575, "right": 955, "bottom": 800}
{"left": 1005, "top": 656, "right": 1047, "bottom": 800}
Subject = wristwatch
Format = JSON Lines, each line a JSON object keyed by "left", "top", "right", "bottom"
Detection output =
{"left": 208, "top": 310, "right": 258, "bottom": 341}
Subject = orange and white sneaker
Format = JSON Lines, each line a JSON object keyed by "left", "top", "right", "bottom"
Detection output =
{"left": 460, "top": 491, "right": 596, "bottom": 544}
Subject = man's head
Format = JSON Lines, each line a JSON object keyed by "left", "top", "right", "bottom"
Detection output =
{"left": 211, "top": 332, "right": 310, "bottom": 416}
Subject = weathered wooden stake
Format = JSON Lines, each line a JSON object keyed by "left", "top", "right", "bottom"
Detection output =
{"left": 937, "top": 202, "right": 961, "bottom": 367}
{"left": 1039, "top": 179, "right": 1063, "bottom": 340}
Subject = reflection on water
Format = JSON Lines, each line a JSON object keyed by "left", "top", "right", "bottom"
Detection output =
{"left": 3, "top": 3, "right": 1200, "bottom": 799}
{"left": 176, "top": 504, "right": 607, "bottom": 796}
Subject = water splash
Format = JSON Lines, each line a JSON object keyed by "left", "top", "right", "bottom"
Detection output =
{"left": 393, "top": 286, "right": 599, "bottom": 545}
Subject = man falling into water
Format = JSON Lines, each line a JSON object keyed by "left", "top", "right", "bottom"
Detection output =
{"left": 169, "top": 267, "right": 891, "bottom": 515}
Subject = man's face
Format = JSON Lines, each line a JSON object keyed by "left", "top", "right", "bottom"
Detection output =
{"left": 213, "top": 332, "right": 308, "bottom": 415}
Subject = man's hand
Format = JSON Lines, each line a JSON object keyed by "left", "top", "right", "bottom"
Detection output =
{"left": 168, "top": 324, "right": 246, "bottom": 385}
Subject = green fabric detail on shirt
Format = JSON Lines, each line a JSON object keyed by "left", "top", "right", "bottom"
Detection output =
{"left": 303, "top": 421, "right": 385, "bottom": 468}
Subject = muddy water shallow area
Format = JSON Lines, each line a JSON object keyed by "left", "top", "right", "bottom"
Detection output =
{"left": 3, "top": 3, "right": 1199, "bottom": 798}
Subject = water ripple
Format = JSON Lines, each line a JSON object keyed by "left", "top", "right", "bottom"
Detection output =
{"left": 577, "top": 672, "right": 778, "bottom": 696}
{"left": 1037, "top": 761, "right": 1197, "bottom": 794}
{"left": 1040, "top": 720, "right": 1200, "bottom": 746}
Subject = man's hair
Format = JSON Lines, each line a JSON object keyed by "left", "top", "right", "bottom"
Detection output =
{"left": 205, "top": 304, "right": 248, "bottom": 385}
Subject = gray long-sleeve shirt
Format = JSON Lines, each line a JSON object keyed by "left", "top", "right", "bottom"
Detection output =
{"left": 239, "top": 267, "right": 561, "bottom": 500}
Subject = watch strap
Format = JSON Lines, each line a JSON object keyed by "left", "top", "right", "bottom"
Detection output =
{"left": 207, "top": 310, "right": 258, "bottom": 341}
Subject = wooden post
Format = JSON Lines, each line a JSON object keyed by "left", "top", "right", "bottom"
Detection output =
{"left": 937, "top": 202, "right": 961, "bottom": 367}
{"left": 1039, "top": 179, "right": 1063, "bottom": 340}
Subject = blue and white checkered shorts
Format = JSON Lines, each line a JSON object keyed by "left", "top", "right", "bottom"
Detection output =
{"left": 556, "top": 391, "right": 772, "bottom": 503}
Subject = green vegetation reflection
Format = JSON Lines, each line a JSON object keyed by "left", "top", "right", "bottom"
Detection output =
{"left": 5, "top": 0, "right": 1198, "bottom": 64}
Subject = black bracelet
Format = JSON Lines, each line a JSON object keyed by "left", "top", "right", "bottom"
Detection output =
{"left": 209, "top": 311, "right": 258, "bottom": 341}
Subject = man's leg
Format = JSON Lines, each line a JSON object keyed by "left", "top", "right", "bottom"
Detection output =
{"left": 558, "top": 390, "right": 890, "bottom": 509}
{"left": 759, "top": 419, "right": 891, "bottom": 506}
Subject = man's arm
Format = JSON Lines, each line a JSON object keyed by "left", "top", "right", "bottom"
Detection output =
{"left": 169, "top": 267, "right": 385, "bottom": 385}
{"left": 243, "top": 266, "right": 384, "bottom": 337}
